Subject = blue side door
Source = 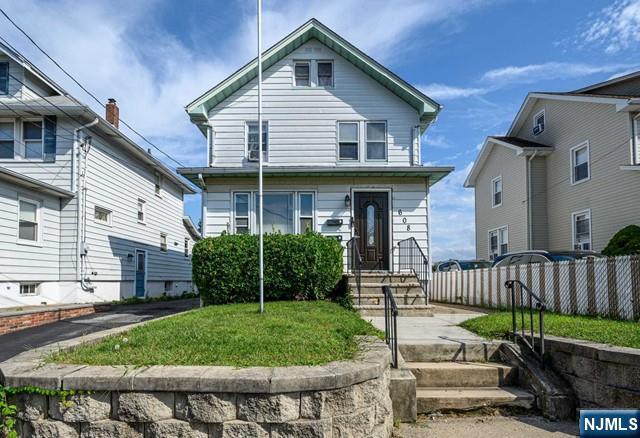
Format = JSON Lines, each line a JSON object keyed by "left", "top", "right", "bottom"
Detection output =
{"left": 135, "top": 250, "right": 146, "bottom": 298}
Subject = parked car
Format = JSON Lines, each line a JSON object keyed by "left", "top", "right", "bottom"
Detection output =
{"left": 492, "top": 250, "right": 601, "bottom": 267}
{"left": 434, "top": 259, "right": 492, "bottom": 272}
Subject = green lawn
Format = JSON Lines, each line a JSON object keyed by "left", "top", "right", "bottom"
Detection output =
{"left": 50, "top": 301, "right": 382, "bottom": 367}
{"left": 460, "top": 311, "right": 640, "bottom": 349}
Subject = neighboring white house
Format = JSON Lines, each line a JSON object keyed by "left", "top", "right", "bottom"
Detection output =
{"left": 178, "top": 19, "right": 452, "bottom": 273}
{"left": 0, "top": 42, "right": 197, "bottom": 308}
{"left": 465, "top": 72, "right": 640, "bottom": 260}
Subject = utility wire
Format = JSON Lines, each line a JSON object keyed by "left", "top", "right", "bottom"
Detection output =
{"left": 0, "top": 10, "right": 187, "bottom": 168}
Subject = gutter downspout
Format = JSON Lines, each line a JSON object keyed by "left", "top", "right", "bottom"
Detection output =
{"left": 74, "top": 118, "right": 99, "bottom": 292}
{"left": 526, "top": 150, "right": 538, "bottom": 250}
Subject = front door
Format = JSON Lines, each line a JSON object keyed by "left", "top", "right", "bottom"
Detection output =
{"left": 135, "top": 250, "right": 146, "bottom": 298}
{"left": 354, "top": 192, "right": 389, "bottom": 270}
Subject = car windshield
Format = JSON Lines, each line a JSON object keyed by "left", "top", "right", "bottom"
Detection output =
{"left": 549, "top": 252, "right": 600, "bottom": 261}
{"left": 459, "top": 261, "right": 492, "bottom": 270}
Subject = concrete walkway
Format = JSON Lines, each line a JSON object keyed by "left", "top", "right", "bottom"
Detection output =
{"left": 364, "top": 304, "right": 489, "bottom": 345}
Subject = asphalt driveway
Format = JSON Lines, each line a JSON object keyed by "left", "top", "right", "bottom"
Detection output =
{"left": 0, "top": 299, "right": 198, "bottom": 362}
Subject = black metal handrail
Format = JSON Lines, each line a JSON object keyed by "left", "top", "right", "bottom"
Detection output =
{"left": 383, "top": 285, "right": 399, "bottom": 368}
{"left": 505, "top": 279, "right": 546, "bottom": 365}
{"left": 346, "top": 236, "right": 362, "bottom": 305}
{"left": 397, "top": 237, "right": 429, "bottom": 304}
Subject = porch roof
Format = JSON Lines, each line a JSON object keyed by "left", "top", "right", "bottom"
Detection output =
{"left": 178, "top": 165, "right": 454, "bottom": 187}
{"left": 0, "top": 166, "right": 75, "bottom": 198}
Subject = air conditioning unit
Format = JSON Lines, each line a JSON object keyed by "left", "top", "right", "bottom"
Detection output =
{"left": 248, "top": 146, "right": 260, "bottom": 162}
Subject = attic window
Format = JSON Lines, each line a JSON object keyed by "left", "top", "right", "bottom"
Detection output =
{"left": 294, "top": 62, "right": 310, "bottom": 87}
{"left": 317, "top": 61, "right": 333, "bottom": 87}
{"left": 533, "top": 110, "right": 545, "bottom": 136}
{"left": 0, "top": 62, "right": 8, "bottom": 95}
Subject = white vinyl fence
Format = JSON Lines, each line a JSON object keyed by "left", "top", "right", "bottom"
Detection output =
{"left": 430, "top": 255, "right": 640, "bottom": 320}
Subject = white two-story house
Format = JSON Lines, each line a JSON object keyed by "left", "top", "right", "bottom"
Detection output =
{"left": 0, "top": 42, "right": 197, "bottom": 307}
{"left": 465, "top": 72, "right": 640, "bottom": 260}
{"left": 178, "top": 19, "right": 452, "bottom": 276}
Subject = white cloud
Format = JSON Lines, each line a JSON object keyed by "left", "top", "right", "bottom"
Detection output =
{"left": 582, "top": 0, "right": 640, "bottom": 54}
{"left": 480, "top": 62, "right": 637, "bottom": 85}
{"left": 418, "top": 83, "right": 488, "bottom": 100}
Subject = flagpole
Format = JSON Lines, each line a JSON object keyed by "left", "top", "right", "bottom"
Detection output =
{"left": 257, "top": 0, "right": 264, "bottom": 314}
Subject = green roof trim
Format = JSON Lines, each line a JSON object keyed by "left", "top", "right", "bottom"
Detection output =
{"left": 186, "top": 19, "right": 441, "bottom": 131}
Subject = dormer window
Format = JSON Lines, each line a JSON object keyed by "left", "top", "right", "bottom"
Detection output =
{"left": 533, "top": 110, "right": 545, "bottom": 136}
{"left": 317, "top": 61, "right": 333, "bottom": 87}
{"left": 294, "top": 62, "right": 310, "bottom": 87}
{"left": 0, "top": 62, "right": 8, "bottom": 95}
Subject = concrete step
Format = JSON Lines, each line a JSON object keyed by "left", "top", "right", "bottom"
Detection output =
{"left": 356, "top": 304, "right": 433, "bottom": 317}
{"left": 353, "top": 293, "right": 426, "bottom": 306}
{"left": 399, "top": 342, "right": 505, "bottom": 363}
{"left": 416, "top": 386, "right": 535, "bottom": 413}
{"left": 407, "top": 362, "right": 518, "bottom": 388}
{"left": 346, "top": 272, "right": 418, "bottom": 284}
{"left": 353, "top": 282, "right": 424, "bottom": 295}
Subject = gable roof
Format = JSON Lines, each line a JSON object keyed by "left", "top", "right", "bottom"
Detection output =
{"left": 0, "top": 42, "right": 196, "bottom": 194}
{"left": 573, "top": 70, "right": 640, "bottom": 94}
{"left": 464, "top": 136, "right": 553, "bottom": 188}
{"left": 185, "top": 19, "right": 441, "bottom": 133}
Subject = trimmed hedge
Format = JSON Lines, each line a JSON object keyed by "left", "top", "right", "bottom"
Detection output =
{"left": 192, "top": 232, "right": 344, "bottom": 305}
{"left": 603, "top": 225, "right": 640, "bottom": 257}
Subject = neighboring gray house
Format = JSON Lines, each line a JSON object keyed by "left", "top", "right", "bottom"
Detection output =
{"left": 0, "top": 43, "right": 196, "bottom": 308}
{"left": 178, "top": 19, "right": 452, "bottom": 272}
{"left": 465, "top": 72, "right": 640, "bottom": 260}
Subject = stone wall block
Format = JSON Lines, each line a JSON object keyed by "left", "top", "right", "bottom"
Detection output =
{"left": 25, "top": 420, "right": 80, "bottom": 438}
{"left": 375, "top": 392, "right": 393, "bottom": 425}
{"left": 79, "top": 420, "right": 143, "bottom": 438}
{"left": 175, "top": 392, "right": 237, "bottom": 423}
{"left": 356, "top": 377, "right": 384, "bottom": 408}
{"left": 145, "top": 419, "right": 208, "bottom": 438}
{"left": 116, "top": 392, "right": 174, "bottom": 422}
{"left": 237, "top": 393, "right": 300, "bottom": 423}
{"left": 270, "top": 419, "right": 332, "bottom": 438}
{"left": 594, "top": 383, "right": 640, "bottom": 409}
{"left": 332, "top": 407, "right": 376, "bottom": 437}
{"left": 8, "top": 393, "right": 47, "bottom": 421}
{"left": 301, "top": 386, "right": 358, "bottom": 419}
{"left": 49, "top": 393, "right": 111, "bottom": 422}
{"left": 215, "top": 420, "right": 270, "bottom": 438}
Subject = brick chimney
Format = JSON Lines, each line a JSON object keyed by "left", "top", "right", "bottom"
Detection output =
{"left": 105, "top": 98, "right": 119, "bottom": 128}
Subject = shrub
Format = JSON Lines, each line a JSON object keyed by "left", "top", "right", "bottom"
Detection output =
{"left": 192, "top": 232, "right": 344, "bottom": 305}
{"left": 602, "top": 225, "right": 640, "bottom": 257}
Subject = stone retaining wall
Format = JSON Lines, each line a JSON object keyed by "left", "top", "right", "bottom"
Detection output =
{"left": 1, "top": 336, "right": 392, "bottom": 438}
{"left": 0, "top": 304, "right": 110, "bottom": 336}
{"left": 544, "top": 335, "right": 640, "bottom": 409}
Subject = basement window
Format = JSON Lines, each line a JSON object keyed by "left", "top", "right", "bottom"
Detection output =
{"left": 20, "top": 283, "right": 39, "bottom": 296}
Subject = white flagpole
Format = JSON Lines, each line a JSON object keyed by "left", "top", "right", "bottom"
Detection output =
{"left": 257, "top": 0, "right": 264, "bottom": 314}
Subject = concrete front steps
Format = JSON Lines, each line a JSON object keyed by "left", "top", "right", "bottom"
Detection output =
{"left": 346, "top": 271, "right": 432, "bottom": 316}
{"left": 403, "top": 342, "right": 535, "bottom": 414}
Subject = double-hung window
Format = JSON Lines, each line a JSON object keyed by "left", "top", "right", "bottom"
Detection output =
{"left": 338, "top": 122, "right": 358, "bottom": 161}
{"left": 18, "top": 198, "right": 40, "bottom": 244}
{"left": 234, "top": 192, "right": 250, "bottom": 234}
{"left": 0, "top": 62, "right": 8, "bottom": 95}
{"left": 184, "top": 238, "right": 189, "bottom": 257}
{"left": 571, "top": 142, "right": 590, "bottom": 184}
{"left": 137, "top": 199, "right": 146, "bottom": 223}
{"left": 154, "top": 173, "right": 162, "bottom": 196}
{"left": 488, "top": 226, "right": 508, "bottom": 260}
{"left": 294, "top": 61, "right": 310, "bottom": 86}
{"left": 533, "top": 110, "right": 545, "bottom": 136}
{"left": 492, "top": 176, "right": 502, "bottom": 207}
{"left": 247, "top": 121, "right": 268, "bottom": 162}
{"left": 299, "top": 193, "right": 314, "bottom": 232}
{"left": 317, "top": 61, "right": 333, "bottom": 87}
{"left": 23, "top": 120, "right": 43, "bottom": 159}
{"left": 572, "top": 210, "right": 591, "bottom": 250}
{"left": 0, "top": 121, "right": 14, "bottom": 159}
{"left": 365, "top": 122, "right": 387, "bottom": 160}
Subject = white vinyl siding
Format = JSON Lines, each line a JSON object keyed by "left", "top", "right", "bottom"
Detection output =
{"left": 206, "top": 40, "right": 418, "bottom": 167}
{"left": 205, "top": 176, "right": 429, "bottom": 271}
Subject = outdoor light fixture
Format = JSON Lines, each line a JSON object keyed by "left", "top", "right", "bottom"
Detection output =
{"left": 344, "top": 194, "right": 351, "bottom": 208}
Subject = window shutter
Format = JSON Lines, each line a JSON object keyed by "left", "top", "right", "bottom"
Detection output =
{"left": 43, "top": 116, "right": 56, "bottom": 162}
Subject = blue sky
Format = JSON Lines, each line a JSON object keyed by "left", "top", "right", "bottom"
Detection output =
{"left": 1, "top": 0, "right": 639, "bottom": 260}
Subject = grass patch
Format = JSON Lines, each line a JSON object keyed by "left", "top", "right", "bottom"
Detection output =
{"left": 50, "top": 301, "right": 382, "bottom": 367}
{"left": 460, "top": 311, "right": 640, "bottom": 349}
